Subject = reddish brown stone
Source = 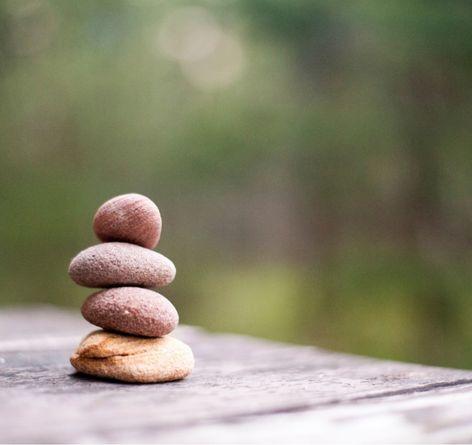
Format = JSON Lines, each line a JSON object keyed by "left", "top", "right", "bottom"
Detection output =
{"left": 93, "top": 193, "right": 162, "bottom": 249}
{"left": 81, "top": 287, "right": 178, "bottom": 337}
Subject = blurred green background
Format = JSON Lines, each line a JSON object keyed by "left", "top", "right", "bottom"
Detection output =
{"left": 1, "top": 0, "right": 472, "bottom": 368}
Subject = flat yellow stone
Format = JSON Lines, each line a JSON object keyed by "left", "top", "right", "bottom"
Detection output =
{"left": 70, "top": 330, "right": 194, "bottom": 383}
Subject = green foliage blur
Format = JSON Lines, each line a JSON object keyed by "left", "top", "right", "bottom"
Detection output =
{"left": 1, "top": 0, "right": 472, "bottom": 368}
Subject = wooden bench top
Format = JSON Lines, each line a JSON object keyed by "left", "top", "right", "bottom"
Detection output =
{"left": 1, "top": 307, "right": 472, "bottom": 443}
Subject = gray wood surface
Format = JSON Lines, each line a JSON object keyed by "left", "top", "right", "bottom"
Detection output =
{"left": 1, "top": 307, "right": 472, "bottom": 443}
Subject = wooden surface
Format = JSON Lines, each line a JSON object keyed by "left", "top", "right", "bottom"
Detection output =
{"left": 1, "top": 307, "right": 472, "bottom": 443}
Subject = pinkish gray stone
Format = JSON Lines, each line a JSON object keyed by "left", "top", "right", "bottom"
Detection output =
{"left": 68, "top": 242, "right": 176, "bottom": 288}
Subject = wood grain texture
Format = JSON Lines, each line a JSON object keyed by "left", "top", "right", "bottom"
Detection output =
{"left": 1, "top": 307, "right": 472, "bottom": 443}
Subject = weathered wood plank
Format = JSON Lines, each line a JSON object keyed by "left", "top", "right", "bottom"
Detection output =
{"left": 152, "top": 385, "right": 472, "bottom": 444}
{"left": 1, "top": 307, "right": 472, "bottom": 443}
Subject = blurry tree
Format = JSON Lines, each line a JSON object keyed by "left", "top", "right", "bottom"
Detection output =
{"left": 0, "top": 0, "right": 471, "bottom": 367}
{"left": 238, "top": 0, "right": 472, "bottom": 363}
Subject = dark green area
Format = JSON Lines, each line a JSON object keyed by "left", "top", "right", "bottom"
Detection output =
{"left": 1, "top": 0, "right": 472, "bottom": 368}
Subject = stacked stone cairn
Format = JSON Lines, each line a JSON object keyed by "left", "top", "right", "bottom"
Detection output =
{"left": 69, "top": 193, "right": 194, "bottom": 383}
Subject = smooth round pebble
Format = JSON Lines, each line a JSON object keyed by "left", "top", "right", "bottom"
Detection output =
{"left": 82, "top": 287, "right": 178, "bottom": 337}
{"left": 93, "top": 193, "right": 162, "bottom": 249}
{"left": 70, "top": 330, "right": 194, "bottom": 383}
{"left": 69, "top": 242, "right": 176, "bottom": 288}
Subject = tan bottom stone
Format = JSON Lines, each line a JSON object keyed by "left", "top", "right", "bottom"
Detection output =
{"left": 70, "top": 330, "right": 194, "bottom": 383}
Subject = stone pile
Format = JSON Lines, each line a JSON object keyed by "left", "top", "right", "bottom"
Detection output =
{"left": 69, "top": 193, "right": 194, "bottom": 383}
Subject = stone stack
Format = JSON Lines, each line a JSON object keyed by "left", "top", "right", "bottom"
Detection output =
{"left": 69, "top": 193, "right": 194, "bottom": 383}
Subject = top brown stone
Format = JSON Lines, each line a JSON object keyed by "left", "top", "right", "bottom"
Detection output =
{"left": 93, "top": 193, "right": 162, "bottom": 249}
